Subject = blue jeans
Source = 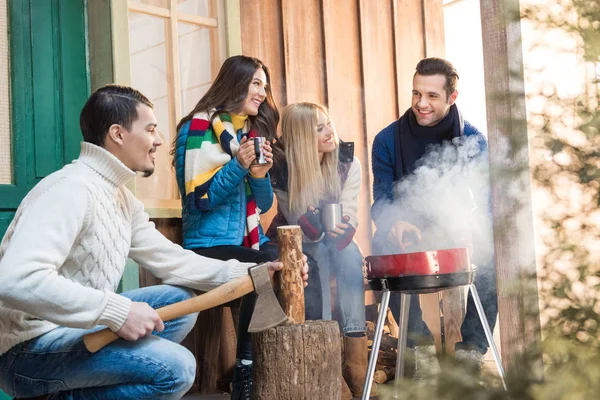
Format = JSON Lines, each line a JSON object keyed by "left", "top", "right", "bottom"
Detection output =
{"left": 303, "top": 241, "right": 366, "bottom": 334}
{"left": 0, "top": 285, "right": 198, "bottom": 399}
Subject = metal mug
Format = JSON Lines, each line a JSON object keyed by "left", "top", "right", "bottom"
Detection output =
{"left": 253, "top": 137, "right": 268, "bottom": 165}
{"left": 322, "top": 203, "right": 343, "bottom": 231}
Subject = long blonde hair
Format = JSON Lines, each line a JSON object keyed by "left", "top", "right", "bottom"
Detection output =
{"left": 280, "top": 102, "right": 341, "bottom": 216}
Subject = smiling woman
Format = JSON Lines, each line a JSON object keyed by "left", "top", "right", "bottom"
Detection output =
{"left": 171, "top": 55, "right": 281, "bottom": 400}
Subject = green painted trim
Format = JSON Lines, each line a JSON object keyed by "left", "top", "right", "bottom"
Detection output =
{"left": 31, "top": 1, "right": 63, "bottom": 178}
{"left": 1, "top": 0, "right": 90, "bottom": 236}
{"left": 0, "top": 212, "right": 16, "bottom": 238}
{"left": 8, "top": 0, "right": 34, "bottom": 190}
{"left": 117, "top": 259, "right": 140, "bottom": 292}
{"left": 224, "top": 0, "right": 242, "bottom": 56}
{"left": 59, "top": 0, "right": 91, "bottom": 163}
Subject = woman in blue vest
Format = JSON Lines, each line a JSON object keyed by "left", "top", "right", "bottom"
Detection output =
{"left": 172, "top": 55, "right": 279, "bottom": 400}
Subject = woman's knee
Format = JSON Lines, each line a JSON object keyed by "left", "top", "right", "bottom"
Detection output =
{"left": 336, "top": 242, "right": 363, "bottom": 262}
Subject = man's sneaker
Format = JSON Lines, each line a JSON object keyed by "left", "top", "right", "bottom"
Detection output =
{"left": 455, "top": 349, "right": 485, "bottom": 371}
{"left": 231, "top": 360, "right": 253, "bottom": 400}
{"left": 411, "top": 345, "right": 441, "bottom": 382}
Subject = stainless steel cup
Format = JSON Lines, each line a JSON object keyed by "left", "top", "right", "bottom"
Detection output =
{"left": 322, "top": 203, "right": 343, "bottom": 231}
{"left": 253, "top": 137, "right": 268, "bottom": 165}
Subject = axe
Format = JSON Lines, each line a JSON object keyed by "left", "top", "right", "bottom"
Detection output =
{"left": 83, "top": 262, "right": 287, "bottom": 353}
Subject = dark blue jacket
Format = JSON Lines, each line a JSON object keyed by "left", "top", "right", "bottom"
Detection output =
{"left": 371, "top": 118, "right": 488, "bottom": 240}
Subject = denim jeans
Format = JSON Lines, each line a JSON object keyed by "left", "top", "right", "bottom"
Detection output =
{"left": 389, "top": 260, "right": 498, "bottom": 353}
{"left": 303, "top": 241, "right": 366, "bottom": 334}
{"left": 192, "top": 243, "right": 278, "bottom": 361}
{"left": 0, "top": 285, "right": 198, "bottom": 399}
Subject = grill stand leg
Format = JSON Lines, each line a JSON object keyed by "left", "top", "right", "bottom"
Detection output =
{"left": 362, "top": 289, "right": 390, "bottom": 400}
{"left": 395, "top": 293, "right": 411, "bottom": 380}
{"left": 469, "top": 284, "right": 507, "bottom": 390}
{"left": 392, "top": 293, "right": 411, "bottom": 398}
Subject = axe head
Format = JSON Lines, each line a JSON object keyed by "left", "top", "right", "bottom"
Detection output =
{"left": 247, "top": 263, "right": 288, "bottom": 332}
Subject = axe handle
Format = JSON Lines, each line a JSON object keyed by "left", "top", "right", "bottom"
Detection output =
{"left": 83, "top": 274, "right": 255, "bottom": 353}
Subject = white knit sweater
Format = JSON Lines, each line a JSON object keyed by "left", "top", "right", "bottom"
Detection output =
{"left": 0, "top": 142, "right": 252, "bottom": 356}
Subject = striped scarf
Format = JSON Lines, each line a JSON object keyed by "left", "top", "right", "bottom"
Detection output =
{"left": 184, "top": 110, "right": 261, "bottom": 249}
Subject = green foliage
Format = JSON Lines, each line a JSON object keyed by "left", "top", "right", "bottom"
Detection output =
{"left": 379, "top": 1, "right": 600, "bottom": 397}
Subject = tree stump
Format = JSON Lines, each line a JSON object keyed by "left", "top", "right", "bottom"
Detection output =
{"left": 252, "top": 320, "right": 341, "bottom": 399}
{"left": 276, "top": 225, "right": 305, "bottom": 324}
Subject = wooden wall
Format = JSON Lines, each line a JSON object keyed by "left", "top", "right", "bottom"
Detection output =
{"left": 240, "top": 0, "right": 446, "bottom": 254}
{"left": 239, "top": 0, "right": 470, "bottom": 357}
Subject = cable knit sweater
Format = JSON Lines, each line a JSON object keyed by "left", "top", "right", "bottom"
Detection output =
{"left": 0, "top": 142, "right": 252, "bottom": 356}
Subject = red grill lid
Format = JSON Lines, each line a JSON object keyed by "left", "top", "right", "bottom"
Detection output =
{"left": 366, "top": 248, "right": 471, "bottom": 278}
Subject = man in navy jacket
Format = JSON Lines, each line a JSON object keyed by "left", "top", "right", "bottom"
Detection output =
{"left": 371, "top": 57, "right": 497, "bottom": 378}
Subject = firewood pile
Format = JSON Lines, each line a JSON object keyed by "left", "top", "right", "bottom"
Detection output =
{"left": 365, "top": 305, "right": 399, "bottom": 384}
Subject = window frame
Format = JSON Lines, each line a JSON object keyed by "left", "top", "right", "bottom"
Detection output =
{"left": 94, "top": 0, "right": 243, "bottom": 218}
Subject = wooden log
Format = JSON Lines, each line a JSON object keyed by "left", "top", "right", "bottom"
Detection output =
{"left": 385, "top": 307, "right": 399, "bottom": 339}
{"left": 369, "top": 349, "right": 396, "bottom": 367}
{"left": 368, "top": 333, "right": 398, "bottom": 351}
{"left": 374, "top": 366, "right": 395, "bottom": 384}
{"left": 366, "top": 320, "right": 375, "bottom": 337}
{"left": 277, "top": 225, "right": 305, "bottom": 324}
{"left": 252, "top": 320, "right": 341, "bottom": 399}
{"left": 217, "top": 306, "right": 237, "bottom": 391}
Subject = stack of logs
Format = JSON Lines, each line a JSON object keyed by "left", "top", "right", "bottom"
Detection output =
{"left": 365, "top": 304, "right": 400, "bottom": 384}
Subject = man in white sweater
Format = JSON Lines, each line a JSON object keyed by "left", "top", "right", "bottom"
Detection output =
{"left": 0, "top": 85, "right": 304, "bottom": 400}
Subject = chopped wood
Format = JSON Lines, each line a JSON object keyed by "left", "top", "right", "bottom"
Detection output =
{"left": 276, "top": 225, "right": 305, "bottom": 324}
{"left": 374, "top": 366, "right": 395, "bottom": 384}
{"left": 368, "top": 349, "right": 396, "bottom": 367}
{"left": 385, "top": 307, "right": 399, "bottom": 338}
{"left": 253, "top": 320, "right": 341, "bottom": 399}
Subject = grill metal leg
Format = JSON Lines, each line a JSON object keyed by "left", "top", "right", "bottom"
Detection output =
{"left": 395, "top": 293, "right": 411, "bottom": 381}
{"left": 362, "top": 289, "right": 390, "bottom": 400}
{"left": 469, "top": 284, "right": 507, "bottom": 390}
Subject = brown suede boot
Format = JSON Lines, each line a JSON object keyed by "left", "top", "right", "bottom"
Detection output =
{"left": 343, "top": 335, "right": 377, "bottom": 398}
{"left": 341, "top": 377, "right": 353, "bottom": 400}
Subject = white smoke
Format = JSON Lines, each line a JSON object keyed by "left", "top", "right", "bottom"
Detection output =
{"left": 373, "top": 135, "right": 496, "bottom": 268}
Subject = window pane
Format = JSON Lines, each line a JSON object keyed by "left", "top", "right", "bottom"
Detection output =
{"left": 128, "top": 0, "right": 168, "bottom": 9}
{"left": 178, "top": 22, "right": 213, "bottom": 115}
{"left": 178, "top": 0, "right": 210, "bottom": 18}
{"left": 128, "top": 12, "right": 179, "bottom": 200}
{"left": 0, "top": 0, "right": 12, "bottom": 185}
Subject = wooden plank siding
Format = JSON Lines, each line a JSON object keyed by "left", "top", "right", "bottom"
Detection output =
{"left": 393, "top": 0, "right": 425, "bottom": 114}
{"left": 321, "top": 0, "right": 371, "bottom": 252}
{"left": 479, "top": 0, "right": 541, "bottom": 372}
{"left": 281, "top": 0, "right": 326, "bottom": 105}
{"left": 422, "top": 0, "right": 446, "bottom": 57}
{"left": 239, "top": 0, "right": 454, "bottom": 256}
{"left": 239, "top": 0, "right": 286, "bottom": 107}
{"left": 238, "top": 0, "right": 470, "bottom": 359}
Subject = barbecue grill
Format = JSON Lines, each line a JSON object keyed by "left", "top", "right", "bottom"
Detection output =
{"left": 361, "top": 248, "right": 506, "bottom": 398}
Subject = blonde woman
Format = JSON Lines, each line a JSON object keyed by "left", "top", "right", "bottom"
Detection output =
{"left": 268, "top": 102, "right": 376, "bottom": 399}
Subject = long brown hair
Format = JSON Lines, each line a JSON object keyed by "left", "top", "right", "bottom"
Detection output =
{"left": 280, "top": 102, "right": 341, "bottom": 215}
{"left": 171, "top": 55, "right": 279, "bottom": 162}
